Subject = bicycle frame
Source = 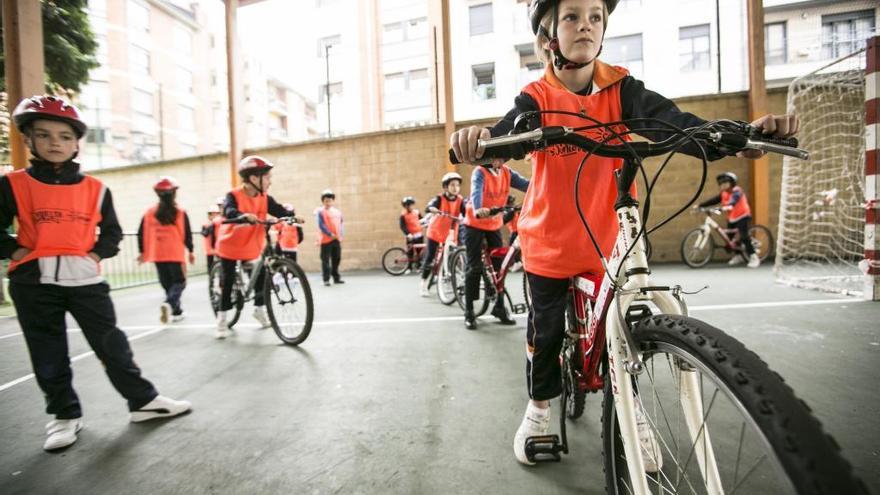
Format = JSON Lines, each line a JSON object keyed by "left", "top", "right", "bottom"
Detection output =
{"left": 229, "top": 219, "right": 298, "bottom": 302}
{"left": 696, "top": 211, "right": 743, "bottom": 252}
{"left": 481, "top": 237, "right": 522, "bottom": 304}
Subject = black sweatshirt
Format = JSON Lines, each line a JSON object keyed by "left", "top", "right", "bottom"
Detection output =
{"left": 0, "top": 159, "right": 123, "bottom": 284}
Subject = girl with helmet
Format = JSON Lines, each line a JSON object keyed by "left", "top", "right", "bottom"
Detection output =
{"left": 419, "top": 172, "right": 466, "bottom": 296}
{"left": 315, "top": 189, "right": 345, "bottom": 286}
{"left": 214, "top": 155, "right": 294, "bottom": 339}
{"left": 137, "top": 176, "right": 195, "bottom": 323}
{"left": 449, "top": 0, "right": 799, "bottom": 466}
{"left": 399, "top": 196, "right": 424, "bottom": 273}
{"left": 698, "top": 172, "right": 761, "bottom": 267}
{"left": 201, "top": 204, "right": 222, "bottom": 271}
{"left": 272, "top": 202, "right": 304, "bottom": 262}
{"left": 0, "top": 95, "right": 190, "bottom": 451}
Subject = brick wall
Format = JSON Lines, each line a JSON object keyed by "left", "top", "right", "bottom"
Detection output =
{"left": 93, "top": 88, "right": 788, "bottom": 272}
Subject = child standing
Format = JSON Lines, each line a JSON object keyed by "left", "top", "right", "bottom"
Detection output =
{"left": 137, "top": 176, "right": 195, "bottom": 323}
{"left": 1, "top": 95, "right": 190, "bottom": 451}
{"left": 698, "top": 172, "right": 760, "bottom": 267}
{"left": 399, "top": 196, "right": 424, "bottom": 273}
{"left": 449, "top": 0, "right": 798, "bottom": 465}
{"left": 201, "top": 204, "right": 221, "bottom": 271}
{"left": 214, "top": 155, "right": 292, "bottom": 339}
{"left": 420, "top": 172, "right": 466, "bottom": 296}
{"left": 315, "top": 189, "right": 344, "bottom": 287}
{"left": 273, "top": 202, "right": 303, "bottom": 262}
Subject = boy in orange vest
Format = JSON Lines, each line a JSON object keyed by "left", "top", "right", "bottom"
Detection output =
{"left": 462, "top": 164, "right": 529, "bottom": 330}
{"left": 315, "top": 189, "right": 344, "bottom": 286}
{"left": 273, "top": 202, "right": 303, "bottom": 262}
{"left": 399, "top": 196, "right": 423, "bottom": 273}
{"left": 201, "top": 204, "right": 221, "bottom": 271}
{"left": 1, "top": 95, "right": 190, "bottom": 451}
{"left": 420, "top": 172, "right": 466, "bottom": 296}
{"left": 214, "top": 156, "right": 293, "bottom": 339}
{"left": 137, "top": 176, "right": 195, "bottom": 323}
{"left": 450, "top": 0, "right": 798, "bottom": 466}
{"left": 698, "top": 172, "right": 760, "bottom": 267}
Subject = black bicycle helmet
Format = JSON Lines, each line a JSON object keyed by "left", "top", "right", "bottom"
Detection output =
{"left": 529, "top": 0, "right": 618, "bottom": 35}
{"left": 529, "top": 0, "right": 618, "bottom": 70}
{"left": 401, "top": 196, "right": 416, "bottom": 207}
{"left": 716, "top": 172, "right": 738, "bottom": 185}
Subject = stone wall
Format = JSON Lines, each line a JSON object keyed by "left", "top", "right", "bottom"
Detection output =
{"left": 93, "top": 87, "right": 788, "bottom": 272}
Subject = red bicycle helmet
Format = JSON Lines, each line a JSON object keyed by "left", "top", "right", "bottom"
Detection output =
{"left": 154, "top": 176, "right": 180, "bottom": 192}
{"left": 13, "top": 95, "right": 88, "bottom": 138}
{"left": 237, "top": 155, "right": 274, "bottom": 177}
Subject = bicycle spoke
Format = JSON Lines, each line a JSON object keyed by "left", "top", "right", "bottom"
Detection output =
{"left": 728, "top": 453, "right": 769, "bottom": 495}
{"left": 732, "top": 421, "right": 747, "bottom": 491}
{"left": 673, "top": 389, "right": 720, "bottom": 492}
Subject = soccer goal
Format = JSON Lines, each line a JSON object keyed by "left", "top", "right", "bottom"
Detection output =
{"left": 774, "top": 37, "right": 880, "bottom": 300}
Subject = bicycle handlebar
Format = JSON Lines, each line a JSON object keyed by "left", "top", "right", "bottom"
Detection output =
{"left": 448, "top": 121, "right": 808, "bottom": 165}
{"left": 223, "top": 215, "right": 304, "bottom": 227}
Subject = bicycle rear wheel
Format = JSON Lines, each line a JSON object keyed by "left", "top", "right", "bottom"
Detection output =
{"left": 748, "top": 225, "right": 774, "bottom": 262}
{"left": 264, "top": 258, "right": 314, "bottom": 345}
{"left": 602, "top": 314, "right": 865, "bottom": 494}
{"left": 382, "top": 247, "right": 409, "bottom": 276}
{"left": 451, "top": 248, "right": 490, "bottom": 317}
{"left": 680, "top": 228, "right": 714, "bottom": 268}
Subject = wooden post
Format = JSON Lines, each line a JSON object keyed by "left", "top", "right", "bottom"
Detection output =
{"left": 865, "top": 36, "right": 880, "bottom": 300}
{"left": 2, "top": 0, "right": 45, "bottom": 170}
{"left": 439, "top": 0, "right": 455, "bottom": 171}
{"left": 225, "top": 0, "right": 241, "bottom": 187}
{"left": 746, "top": 0, "right": 770, "bottom": 227}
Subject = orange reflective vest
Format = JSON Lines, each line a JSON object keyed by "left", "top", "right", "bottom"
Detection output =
{"left": 316, "top": 206, "right": 342, "bottom": 245}
{"left": 274, "top": 222, "right": 300, "bottom": 251}
{"left": 519, "top": 61, "right": 632, "bottom": 278}
{"left": 721, "top": 186, "right": 751, "bottom": 223}
{"left": 215, "top": 188, "right": 267, "bottom": 261}
{"left": 402, "top": 210, "right": 421, "bottom": 235}
{"left": 465, "top": 166, "right": 511, "bottom": 232}
{"left": 142, "top": 206, "right": 186, "bottom": 263}
{"left": 202, "top": 221, "right": 216, "bottom": 256}
{"left": 506, "top": 211, "right": 520, "bottom": 234}
{"left": 427, "top": 194, "right": 462, "bottom": 243}
{"left": 6, "top": 169, "right": 104, "bottom": 273}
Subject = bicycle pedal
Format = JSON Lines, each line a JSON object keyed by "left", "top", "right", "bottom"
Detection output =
{"left": 525, "top": 434, "right": 564, "bottom": 463}
{"left": 512, "top": 303, "right": 527, "bottom": 314}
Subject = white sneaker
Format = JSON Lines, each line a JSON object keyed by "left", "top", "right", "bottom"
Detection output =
{"left": 43, "top": 418, "right": 83, "bottom": 451}
{"left": 728, "top": 255, "right": 745, "bottom": 266}
{"left": 171, "top": 312, "right": 185, "bottom": 323}
{"left": 159, "top": 303, "right": 171, "bottom": 324}
{"left": 130, "top": 395, "right": 192, "bottom": 422}
{"left": 419, "top": 278, "right": 430, "bottom": 297}
{"left": 747, "top": 253, "right": 761, "bottom": 268}
{"left": 216, "top": 311, "right": 229, "bottom": 339}
{"left": 404, "top": 268, "right": 412, "bottom": 275}
{"left": 513, "top": 402, "right": 551, "bottom": 465}
{"left": 253, "top": 306, "right": 271, "bottom": 328}
{"left": 635, "top": 397, "right": 663, "bottom": 473}
{"left": 510, "top": 261, "right": 523, "bottom": 273}
{"left": 272, "top": 272, "right": 285, "bottom": 289}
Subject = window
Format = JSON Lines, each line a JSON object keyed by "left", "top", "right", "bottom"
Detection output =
{"left": 409, "top": 69, "right": 429, "bottom": 92}
{"left": 516, "top": 44, "right": 542, "bottom": 71}
{"left": 384, "top": 23, "right": 404, "bottom": 44}
{"left": 764, "top": 22, "right": 787, "bottom": 65}
{"left": 407, "top": 17, "right": 428, "bottom": 40}
{"left": 384, "top": 72, "right": 406, "bottom": 93}
{"left": 86, "top": 128, "right": 107, "bottom": 144}
{"left": 178, "top": 105, "right": 195, "bottom": 131}
{"left": 384, "top": 17, "right": 428, "bottom": 44}
{"left": 472, "top": 63, "right": 495, "bottom": 100}
{"left": 469, "top": 4, "right": 493, "bottom": 36}
{"left": 318, "top": 82, "right": 343, "bottom": 103}
{"left": 604, "top": 34, "right": 643, "bottom": 77}
{"left": 384, "top": 69, "right": 429, "bottom": 94}
{"left": 131, "top": 89, "right": 153, "bottom": 115}
{"left": 127, "top": 1, "right": 149, "bottom": 33}
{"left": 317, "top": 35, "right": 341, "bottom": 57}
{"left": 679, "top": 24, "right": 711, "bottom": 72}
{"left": 174, "top": 26, "right": 193, "bottom": 56}
{"left": 822, "top": 10, "right": 875, "bottom": 60}
{"left": 177, "top": 67, "right": 193, "bottom": 94}
{"left": 129, "top": 45, "right": 150, "bottom": 76}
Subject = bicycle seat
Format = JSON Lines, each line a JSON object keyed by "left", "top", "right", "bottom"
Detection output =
{"left": 489, "top": 247, "right": 510, "bottom": 258}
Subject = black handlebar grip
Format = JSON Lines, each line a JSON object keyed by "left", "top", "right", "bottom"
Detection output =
{"left": 754, "top": 135, "right": 799, "bottom": 148}
{"left": 448, "top": 148, "right": 461, "bottom": 164}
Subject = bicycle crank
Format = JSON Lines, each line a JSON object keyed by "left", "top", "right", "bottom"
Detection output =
{"left": 524, "top": 434, "right": 566, "bottom": 463}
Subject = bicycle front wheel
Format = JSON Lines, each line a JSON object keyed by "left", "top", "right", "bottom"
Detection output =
{"left": 680, "top": 228, "right": 714, "bottom": 268}
{"left": 381, "top": 247, "right": 409, "bottom": 276}
{"left": 436, "top": 248, "right": 457, "bottom": 305}
{"left": 451, "top": 249, "right": 490, "bottom": 317}
{"left": 748, "top": 225, "right": 774, "bottom": 262}
{"left": 602, "top": 314, "right": 865, "bottom": 494}
{"left": 264, "top": 258, "right": 314, "bottom": 346}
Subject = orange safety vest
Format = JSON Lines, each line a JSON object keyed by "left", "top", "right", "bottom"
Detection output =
{"left": 506, "top": 211, "right": 520, "bottom": 234}
{"left": 721, "top": 186, "right": 752, "bottom": 223}
{"left": 519, "top": 61, "right": 632, "bottom": 279}
{"left": 202, "top": 221, "right": 215, "bottom": 256}
{"left": 402, "top": 210, "right": 422, "bottom": 235}
{"left": 316, "top": 206, "right": 342, "bottom": 245}
{"left": 465, "top": 166, "right": 511, "bottom": 231}
{"left": 215, "top": 187, "right": 267, "bottom": 260}
{"left": 427, "top": 194, "right": 462, "bottom": 243}
{"left": 142, "top": 206, "right": 186, "bottom": 263}
{"left": 274, "top": 222, "right": 300, "bottom": 251}
{"left": 6, "top": 170, "right": 104, "bottom": 273}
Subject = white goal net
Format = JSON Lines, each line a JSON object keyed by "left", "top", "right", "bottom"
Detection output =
{"left": 774, "top": 51, "right": 867, "bottom": 296}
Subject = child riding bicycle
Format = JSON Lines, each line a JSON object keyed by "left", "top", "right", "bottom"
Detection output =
{"left": 697, "top": 171, "right": 760, "bottom": 267}
{"left": 420, "top": 172, "right": 465, "bottom": 296}
{"left": 399, "top": 196, "right": 424, "bottom": 273}
{"left": 449, "top": 0, "right": 799, "bottom": 466}
{"left": 214, "top": 155, "right": 294, "bottom": 339}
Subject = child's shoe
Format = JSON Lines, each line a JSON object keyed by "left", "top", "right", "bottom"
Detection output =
{"left": 747, "top": 253, "right": 761, "bottom": 268}
{"left": 129, "top": 395, "right": 191, "bottom": 422}
{"left": 728, "top": 255, "right": 745, "bottom": 266}
{"left": 216, "top": 311, "right": 229, "bottom": 339}
{"left": 43, "top": 418, "right": 83, "bottom": 451}
{"left": 253, "top": 307, "right": 271, "bottom": 328}
{"left": 419, "top": 278, "right": 430, "bottom": 297}
{"left": 513, "top": 402, "right": 550, "bottom": 465}
{"left": 159, "top": 303, "right": 171, "bottom": 324}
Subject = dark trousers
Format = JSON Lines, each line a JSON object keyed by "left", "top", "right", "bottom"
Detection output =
{"left": 10, "top": 282, "right": 159, "bottom": 419}
{"left": 729, "top": 217, "right": 755, "bottom": 255}
{"left": 420, "top": 238, "right": 440, "bottom": 280}
{"left": 206, "top": 254, "right": 215, "bottom": 272}
{"left": 320, "top": 240, "right": 342, "bottom": 282}
{"left": 524, "top": 272, "right": 568, "bottom": 401}
{"left": 406, "top": 234, "right": 423, "bottom": 270}
{"left": 219, "top": 257, "right": 265, "bottom": 311}
{"left": 274, "top": 244, "right": 298, "bottom": 262}
{"left": 463, "top": 226, "right": 503, "bottom": 312}
{"left": 155, "top": 262, "right": 186, "bottom": 315}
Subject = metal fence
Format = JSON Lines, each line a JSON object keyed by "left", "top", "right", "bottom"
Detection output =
{"left": 100, "top": 232, "right": 210, "bottom": 289}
